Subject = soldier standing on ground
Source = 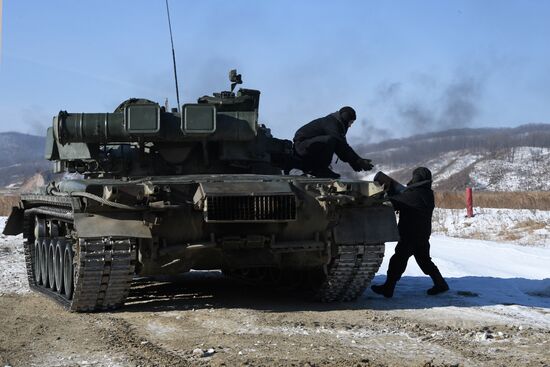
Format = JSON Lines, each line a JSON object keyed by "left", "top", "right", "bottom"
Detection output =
{"left": 287, "top": 107, "right": 373, "bottom": 178}
{"left": 371, "top": 167, "right": 449, "bottom": 298}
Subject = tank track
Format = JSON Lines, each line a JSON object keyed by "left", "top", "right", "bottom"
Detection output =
{"left": 72, "top": 238, "right": 136, "bottom": 311}
{"left": 314, "top": 244, "right": 385, "bottom": 302}
{"left": 22, "top": 217, "right": 36, "bottom": 288}
{"left": 26, "top": 237, "right": 136, "bottom": 311}
{"left": 21, "top": 196, "right": 137, "bottom": 311}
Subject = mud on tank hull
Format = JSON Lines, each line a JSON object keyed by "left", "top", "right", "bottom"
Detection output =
{"left": 4, "top": 174, "right": 398, "bottom": 311}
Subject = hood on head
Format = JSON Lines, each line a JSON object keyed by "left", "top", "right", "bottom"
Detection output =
{"left": 339, "top": 106, "right": 356, "bottom": 124}
{"left": 407, "top": 167, "right": 432, "bottom": 187}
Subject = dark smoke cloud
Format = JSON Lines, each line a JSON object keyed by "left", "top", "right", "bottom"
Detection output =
{"left": 402, "top": 72, "right": 484, "bottom": 133}
{"left": 363, "top": 70, "right": 485, "bottom": 141}
{"left": 399, "top": 103, "right": 435, "bottom": 130}
{"left": 439, "top": 76, "right": 481, "bottom": 129}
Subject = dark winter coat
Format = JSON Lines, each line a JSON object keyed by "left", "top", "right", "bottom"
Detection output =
{"left": 390, "top": 181, "right": 435, "bottom": 240}
{"left": 293, "top": 112, "right": 361, "bottom": 163}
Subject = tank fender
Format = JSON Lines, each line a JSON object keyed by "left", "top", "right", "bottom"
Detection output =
{"left": 333, "top": 205, "right": 399, "bottom": 244}
{"left": 2, "top": 206, "right": 24, "bottom": 235}
{"left": 73, "top": 213, "right": 152, "bottom": 238}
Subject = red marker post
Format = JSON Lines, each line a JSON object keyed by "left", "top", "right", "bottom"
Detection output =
{"left": 466, "top": 187, "right": 474, "bottom": 217}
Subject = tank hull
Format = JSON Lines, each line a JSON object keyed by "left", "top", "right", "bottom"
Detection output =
{"left": 6, "top": 174, "right": 398, "bottom": 311}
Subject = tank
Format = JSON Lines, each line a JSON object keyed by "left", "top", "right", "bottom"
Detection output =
{"left": 3, "top": 71, "right": 399, "bottom": 311}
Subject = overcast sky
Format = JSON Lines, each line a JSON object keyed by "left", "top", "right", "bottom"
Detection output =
{"left": 0, "top": 0, "right": 549, "bottom": 142}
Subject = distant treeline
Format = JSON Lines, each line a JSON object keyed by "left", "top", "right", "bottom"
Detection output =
{"left": 355, "top": 124, "right": 550, "bottom": 165}
{"left": 435, "top": 191, "right": 550, "bottom": 210}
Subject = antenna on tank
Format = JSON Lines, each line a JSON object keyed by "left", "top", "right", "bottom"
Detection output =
{"left": 165, "top": 0, "right": 181, "bottom": 112}
{"left": 0, "top": 0, "right": 4, "bottom": 65}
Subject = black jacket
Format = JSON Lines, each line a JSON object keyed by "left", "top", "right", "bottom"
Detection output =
{"left": 293, "top": 112, "right": 361, "bottom": 163}
{"left": 390, "top": 182, "right": 434, "bottom": 240}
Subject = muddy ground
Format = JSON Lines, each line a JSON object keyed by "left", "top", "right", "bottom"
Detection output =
{"left": 1, "top": 272, "right": 549, "bottom": 367}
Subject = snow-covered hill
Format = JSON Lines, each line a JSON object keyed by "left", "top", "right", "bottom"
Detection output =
{"left": 361, "top": 146, "right": 550, "bottom": 191}
{"left": 470, "top": 147, "right": 550, "bottom": 191}
{"left": 0, "top": 132, "right": 50, "bottom": 189}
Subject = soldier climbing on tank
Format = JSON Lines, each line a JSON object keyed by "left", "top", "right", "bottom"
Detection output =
{"left": 370, "top": 167, "right": 449, "bottom": 298}
{"left": 285, "top": 106, "right": 373, "bottom": 179}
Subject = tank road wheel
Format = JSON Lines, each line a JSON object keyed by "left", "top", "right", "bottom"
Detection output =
{"left": 33, "top": 218, "right": 47, "bottom": 285}
{"left": 63, "top": 243, "right": 74, "bottom": 299}
{"left": 54, "top": 239, "right": 66, "bottom": 294}
{"left": 34, "top": 217, "right": 46, "bottom": 239}
{"left": 40, "top": 239, "right": 50, "bottom": 287}
{"left": 47, "top": 240, "right": 56, "bottom": 289}
{"left": 33, "top": 239, "right": 42, "bottom": 284}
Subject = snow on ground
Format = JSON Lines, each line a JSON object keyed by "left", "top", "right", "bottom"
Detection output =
{"left": 0, "top": 217, "right": 28, "bottom": 295}
{"left": 433, "top": 207, "right": 550, "bottom": 247}
{"left": 370, "top": 235, "right": 550, "bottom": 329}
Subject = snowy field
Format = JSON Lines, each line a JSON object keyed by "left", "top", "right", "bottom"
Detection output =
{"left": 433, "top": 207, "right": 550, "bottom": 247}
{"left": 373, "top": 236, "right": 550, "bottom": 328}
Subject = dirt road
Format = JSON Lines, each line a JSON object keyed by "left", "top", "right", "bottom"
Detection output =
{"left": 1, "top": 272, "right": 549, "bottom": 367}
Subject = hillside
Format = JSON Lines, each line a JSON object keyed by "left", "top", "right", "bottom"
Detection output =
{"left": 358, "top": 146, "right": 550, "bottom": 191}
{"left": 345, "top": 123, "right": 550, "bottom": 191}
{"left": 0, "top": 132, "right": 50, "bottom": 189}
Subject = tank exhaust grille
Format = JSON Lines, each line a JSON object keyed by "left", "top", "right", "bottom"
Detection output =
{"left": 205, "top": 194, "right": 297, "bottom": 222}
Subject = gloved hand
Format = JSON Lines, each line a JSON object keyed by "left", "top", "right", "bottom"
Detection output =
{"left": 352, "top": 158, "right": 374, "bottom": 172}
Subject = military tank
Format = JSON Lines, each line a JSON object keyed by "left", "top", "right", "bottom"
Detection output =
{"left": 3, "top": 71, "right": 398, "bottom": 311}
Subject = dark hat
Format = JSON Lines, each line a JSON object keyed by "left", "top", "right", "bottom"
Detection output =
{"left": 408, "top": 167, "right": 432, "bottom": 186}
{"left": 339, "top": 106, "right": 356, "bottom": 123}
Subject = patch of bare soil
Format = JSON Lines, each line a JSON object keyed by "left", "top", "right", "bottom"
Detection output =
{"left": 1, "top": 273, "right": 549, "bottom": 367}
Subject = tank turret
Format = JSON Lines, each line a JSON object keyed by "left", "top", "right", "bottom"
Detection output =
{"left": 46, "top": 71, "right": 291, "bottom": 177}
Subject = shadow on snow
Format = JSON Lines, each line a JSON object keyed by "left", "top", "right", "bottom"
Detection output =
{"left": 116, "top": 271, "right": 550, "bottom": 313}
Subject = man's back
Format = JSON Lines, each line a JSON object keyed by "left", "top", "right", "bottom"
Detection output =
{"left": 390, "top": 185, "right": 435, "bottom": 240}
{"left": 293, "top": 113, "right": 346, "bottom": 143}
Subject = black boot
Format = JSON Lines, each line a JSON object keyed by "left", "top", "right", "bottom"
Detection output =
{"left": 427, "top": 269, "right": 449, "bottom": 295}
{"left": 308, "top": 166, "right": 341, "bottom": 179}
{"left": 371, "top": 280, "right": 396, "bottom": 298}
